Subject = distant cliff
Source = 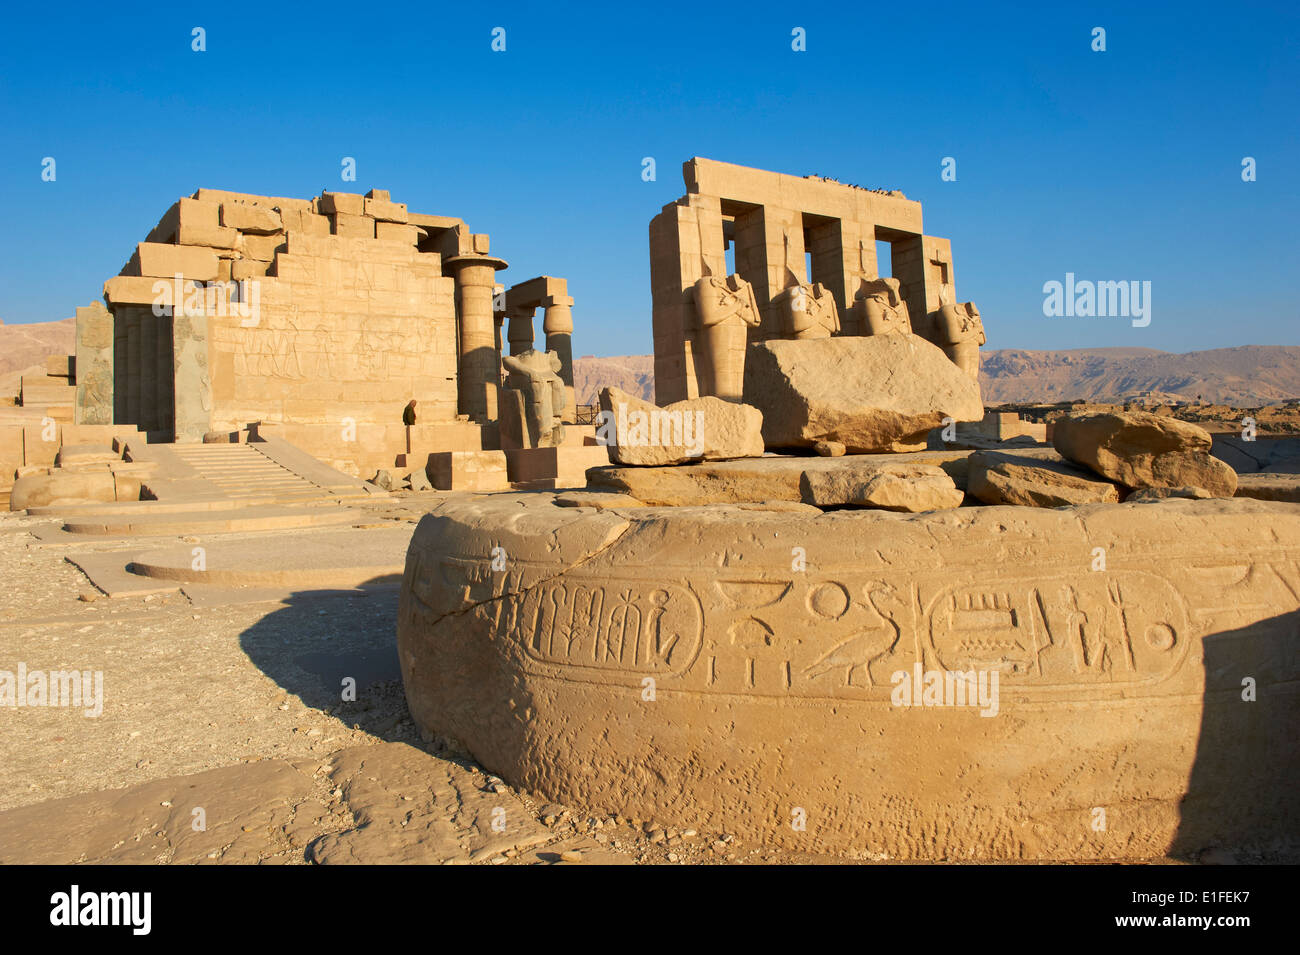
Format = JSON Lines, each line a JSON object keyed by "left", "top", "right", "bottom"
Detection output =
{"left": 575, "top": 345, "right": 1300, "bottom": 407}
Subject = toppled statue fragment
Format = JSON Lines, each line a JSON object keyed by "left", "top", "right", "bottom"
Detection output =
{"left": 596, "top": 386, "right": 763, "bottom": 466}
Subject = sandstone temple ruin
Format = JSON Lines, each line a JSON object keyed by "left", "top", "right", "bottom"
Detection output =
{"left": 69, "top": 187, "right": 599, "bottom": 488}
{"left": 651, "top": 158, "right": 984, "bottom": 403}
{"left": 3, "top": 158, "right": 1295, "bottom": 865}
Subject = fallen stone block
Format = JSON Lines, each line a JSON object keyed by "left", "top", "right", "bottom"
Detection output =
{"left": 597, "top": 386, "right": 763, "bottom": 466}
{"left": 968, "top": 449, "right": 1121, "bottom": 507}
{"left": 1054, "top": 410, "right": 1238, "bottom": 497}
{"left": 800, "top": 462, "right": 964, "bottom": 512}
{"left": 743, "top": 334, "right": 984, "bottom": 452}
{"left": 553, "top": 490, "right": 649, "bottom": 510}
{"left": 587, "top": 450, "right": 974, "bottom": 507}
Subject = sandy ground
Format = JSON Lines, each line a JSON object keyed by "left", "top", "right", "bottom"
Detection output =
{"left": 0, "top": 509, "right": 860, "bottom": 864}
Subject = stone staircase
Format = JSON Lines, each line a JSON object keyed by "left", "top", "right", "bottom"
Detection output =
{"left": 166, "top": 443, "right": 335, "bottom": 504}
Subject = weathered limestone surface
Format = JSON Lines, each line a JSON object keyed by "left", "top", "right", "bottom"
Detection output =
{"left": 54, "top": 444, "right": 120, "bottom": 468}
{"left": 172, "top": 309, "right": 211, "bottom": 442}
{"left": 398, "top": 494, "right": 1300, "bottom": 860}
{"left": 73, "top": 302, "right": 113, "bottom": 425}
{"left": 597, "top": 386, "right": 763, "bottom": 466}
{"left": 1054, "top": 411, "right": 1238, "bottom": 497}
{"left": 10, "top": 469, "right": 120, "bottom": 510}
{"left": 587, "top": 450, "right": 973, "bottom": 507}
{"left": 1128, "top": 486, "right": 1214, "bottom": 503}
{"left": 429, "top": 450, "right": 508, "bottom": 492}
{"left": 968, "top": 449, "right": 1121, "bottom": 508}
{"left": 800, "top": 462, "right": 963, "bottom": 511}
{"left": 1235, "top": 473, "right": 1300, "bottom": 503}
{"left": 743, "top": 335, "right": 983, "bottom": 452}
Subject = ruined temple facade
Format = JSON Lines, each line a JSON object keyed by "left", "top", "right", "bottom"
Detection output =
{"left": 75, "top": 188, "right": 577, "bottom": 477}
{"left": 650, "top": 158, "right": 962, "bottom": 404}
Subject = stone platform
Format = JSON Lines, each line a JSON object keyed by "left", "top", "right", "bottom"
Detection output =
{"left": 397, "top": 492, "right": 1300, "bottom": 861}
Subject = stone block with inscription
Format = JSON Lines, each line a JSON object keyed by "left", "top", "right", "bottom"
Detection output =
{"left": 399, "top": 493, "right": 1300, "bottom": 861}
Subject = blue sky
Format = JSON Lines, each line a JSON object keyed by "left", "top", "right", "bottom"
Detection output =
{"left": 0, "top": 0, "right": 1296, "bottom": 356}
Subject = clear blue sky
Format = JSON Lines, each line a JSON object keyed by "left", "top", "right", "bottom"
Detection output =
{"left": 1, "top": 1, "right": 1296, "bottom": 356}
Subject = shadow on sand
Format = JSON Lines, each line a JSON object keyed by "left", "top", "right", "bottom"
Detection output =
{"left": 1170, "top": 609, "right": 1299, "bottom": 862}
{"left": 237, "top": 574, "right": 413, "bottom": 741}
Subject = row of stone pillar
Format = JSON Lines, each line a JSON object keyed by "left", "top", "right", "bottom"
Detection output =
{"left": 444, "top": 254, "right": 576, "bottom": 426}
{"left": 444, "top": 254, "right": 507, "bottom": 424}
{"left": 110, "top": 306, "right": 175, "bottom": 436}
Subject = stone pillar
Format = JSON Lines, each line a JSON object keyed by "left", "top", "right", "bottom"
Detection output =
{"left": 172, "top": 306, "right": 212, "bottom": 442}
{"left": 74, "top": 301, "right": 114, "bottom": 425}
{"left": 157, "top": 311, "right": 175, "bottom": 439}
{"left": 112, "top": 307, "right": 127, "bottom": 424}
{"left": 506, "top": 306, "right": 536, "bottom": 356}
{"left": 732, "top": 206, "right": 803, "bottom": 341}
{"left": 541, "top": 295, "right": 575, "bottom": 422}
{"left": 890, "top": 236, "right": 929, "bottom": 342}
{"left": 649, "top": 195, "right": 725, "bottom": 404}
{"left": 445, "top": 254, "right": 508, "bottom": 423}
{"left": 125, "top": 307, "right": 143, "bottom": 426}
{"left": 916, "top": 235, "right": 955, "bottom": 345}
{"left": 138, "top": 308, "right": 157, "bottom": 432}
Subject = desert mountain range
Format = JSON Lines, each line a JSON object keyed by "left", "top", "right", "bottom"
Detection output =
{"left": 574, "top": 346, "right": 1300, "bottom": 407}
{"left": 2, "top": 317, "right": 1295, "bottom": 408}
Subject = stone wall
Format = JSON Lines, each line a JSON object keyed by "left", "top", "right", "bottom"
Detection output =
{"left": 92, "top": 188, "right": 514, "bottom": 478}
{"left": 207, "top": 233, "right": 458, "bottom": 477}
